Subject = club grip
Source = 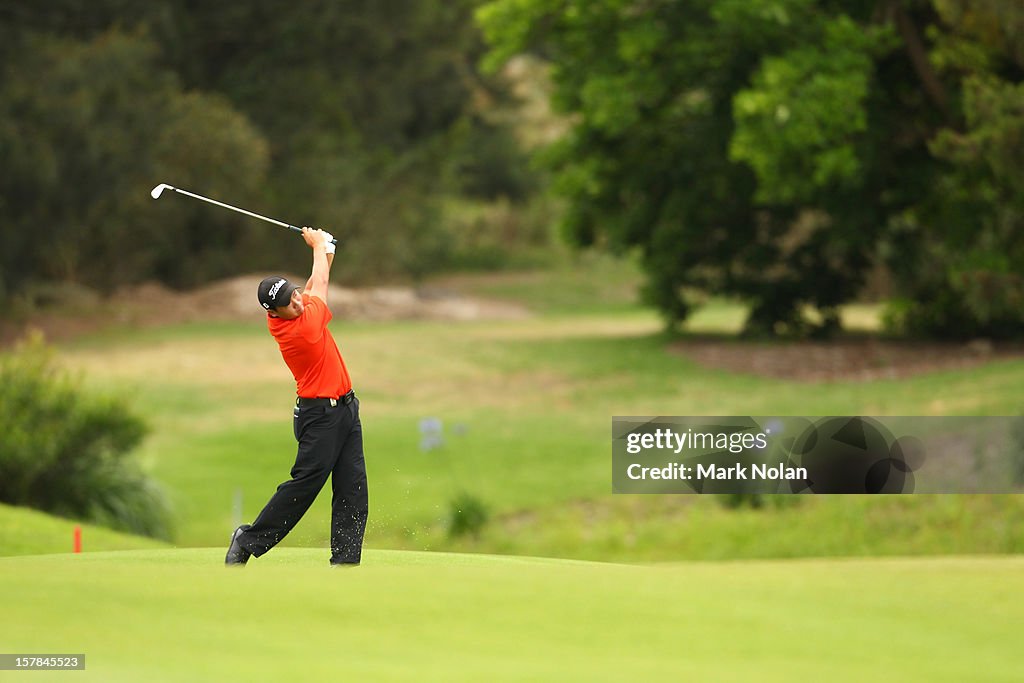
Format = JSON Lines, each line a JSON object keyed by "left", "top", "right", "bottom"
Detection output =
{"left": 289, "top": 225, "right": 338, "bottom": 245}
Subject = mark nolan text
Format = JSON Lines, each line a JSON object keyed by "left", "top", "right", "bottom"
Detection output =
{"left": 699, "top": 463, "right": 806, "bottom": 480}
{"left": 627, "top": 462, "right": 808, "bottom": 481}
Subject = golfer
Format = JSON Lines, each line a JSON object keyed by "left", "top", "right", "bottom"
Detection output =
{"left": 226, "top": 227, "right": 368, "bottom": 567}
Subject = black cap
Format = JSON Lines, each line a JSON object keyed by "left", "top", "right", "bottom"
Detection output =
{"left": 257, "top": 276, "right": 300, "bottom": 311}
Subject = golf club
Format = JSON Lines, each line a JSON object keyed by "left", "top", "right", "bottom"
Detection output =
{"left": 150, "top": 184, "right": 337, "bottom": 245}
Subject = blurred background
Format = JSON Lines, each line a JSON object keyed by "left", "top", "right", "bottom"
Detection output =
{"left": 2, "top": 0, "right": 1023, "bottom": 563}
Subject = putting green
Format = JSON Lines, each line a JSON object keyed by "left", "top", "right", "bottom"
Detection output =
{"left": 1, "top": 549, "right": 1021, "bottom": 681}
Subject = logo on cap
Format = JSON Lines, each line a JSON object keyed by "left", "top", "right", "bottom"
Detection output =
{"left": 268, "top": 278, "right": 286, "bottom": 301}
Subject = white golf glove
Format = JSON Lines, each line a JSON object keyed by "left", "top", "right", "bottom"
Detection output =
{"left": 321, "top": 230, "right": 336, "bottom": 255}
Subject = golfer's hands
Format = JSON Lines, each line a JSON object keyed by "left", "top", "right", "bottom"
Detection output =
{"left": 301, "top": 227, "right": 332, "bottom": 251}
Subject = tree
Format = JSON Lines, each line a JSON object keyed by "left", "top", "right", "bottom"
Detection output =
{"left": 0, "top": 1, "right": 539, "bottom": 296}
{"left": 478, "top": 0, "right": 1024, "bottom": 338}
{"left": 886, "top": 1, "right": 1024, "bottom": 338}
{"left": 155, "top": 0, "right": 534, "bottom": 282}
{"left": 0, "top": 27, "right": 269, "bottom": 298}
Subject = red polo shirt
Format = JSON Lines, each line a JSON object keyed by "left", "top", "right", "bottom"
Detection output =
{"left": 267, "top": 293, "right": 352, "bottom": 399}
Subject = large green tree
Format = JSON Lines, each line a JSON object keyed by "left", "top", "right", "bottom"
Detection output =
{"left": 0, "top": 27, "right": 269, "bottom": 297}
{"left": 0, "top": 0, "right": 535, "bottom": 300}
{"left": 479, "top": 0, "right": 1024, "bottom": 338}
{"left": 159, "top": 0, "right": 507, "bottom": 281}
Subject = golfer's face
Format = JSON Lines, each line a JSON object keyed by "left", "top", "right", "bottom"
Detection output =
{"left": 277, "top": 290, "right": 304, "bottom": 319}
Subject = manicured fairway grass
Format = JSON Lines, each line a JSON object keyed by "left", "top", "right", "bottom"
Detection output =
{"left": 1, "top": 549, "right": 1021, "bottom": 682}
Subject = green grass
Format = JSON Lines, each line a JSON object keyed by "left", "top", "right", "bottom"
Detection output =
{"left": 1, "top": 549, "right": 1021, "bottom": 682}
{"left": 6, "top": 256, "right": 1023, "bottom": 559}
{"left": 425, "top": 494, "right": 1024, "bottom": 562}
{"left": 0, "top": 503, "right": 168, "bottom": 556}
{"left": 432, "top": 251, "right": 885, "bottom": 329}
{"left": 430, "top": 250, "right": 648, "bottom": 315}
{"left": 5, "top": 259, "right": 1024, "bottom": 680}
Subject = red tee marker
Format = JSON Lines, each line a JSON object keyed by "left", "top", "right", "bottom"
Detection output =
{"left": 73, "top": 526, "right": 82, "bottom": 554}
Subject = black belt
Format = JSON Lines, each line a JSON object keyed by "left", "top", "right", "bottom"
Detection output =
{"left": 296, "top": 390, "right": 355, "bottom": 408}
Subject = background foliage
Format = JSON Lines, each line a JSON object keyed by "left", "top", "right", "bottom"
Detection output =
{"left": 2, "top": 0, "right": 1022, "bottom": 337}
{"left": 0, "top": 335, "right": 170, "bottom": 538}
{"left": 0, "top": 0, "right": 540, "bottom": 301}
{"left": 478, "top": 0, "right": 1024, "bottom": 338}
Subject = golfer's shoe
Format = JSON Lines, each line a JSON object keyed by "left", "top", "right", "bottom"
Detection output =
{"left": 225, "top": 524, "right": 252, "bottom": 566}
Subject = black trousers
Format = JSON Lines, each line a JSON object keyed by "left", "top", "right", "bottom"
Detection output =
{"left": 238, "top": 395, "right": 368, "bottom": 564}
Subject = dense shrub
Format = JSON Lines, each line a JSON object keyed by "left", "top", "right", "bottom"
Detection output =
{"left": 448, "top": 492, "right": 489, "bottom": 538}
{"left": 0, "top": 336, "right": 171, "bottom": 539}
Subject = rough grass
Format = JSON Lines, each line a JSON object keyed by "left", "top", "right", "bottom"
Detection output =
{"left": 418, "top": 494, "right": 1024, "bottom": 562}
{"left": 1, "top": 549, "right": 1021, "bottom": 682}
{"left": 17, "top": 256, "right": 1024, "bottom": 558}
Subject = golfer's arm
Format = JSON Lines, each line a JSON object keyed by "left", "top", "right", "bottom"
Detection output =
{"left": 304, "top": 247, "right": 332, "bottom": 302}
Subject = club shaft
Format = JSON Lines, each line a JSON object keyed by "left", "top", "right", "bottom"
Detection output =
{"left": 167, "top": 186, "right": 339, "bottom": 245}
{"left": 155, "top": 184, "right": 337, "bottom": 244}
{"left": 170, "top": 187, "right": 296, "bottom": 230}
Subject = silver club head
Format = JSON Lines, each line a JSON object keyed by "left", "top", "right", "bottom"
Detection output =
{"left": 150, "top": 183, "right": 173, "bottom": 199}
